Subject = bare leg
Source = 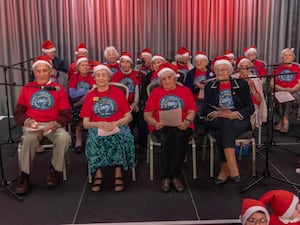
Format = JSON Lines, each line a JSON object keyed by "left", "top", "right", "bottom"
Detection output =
{"left": 224, "top": 147, "right": 240, "bottom": 177}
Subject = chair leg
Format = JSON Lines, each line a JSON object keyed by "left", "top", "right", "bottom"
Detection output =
{"left": 252, "top": 138, "right": 256, "bottom": 176}
{"left": 209, "top": 139, "right": 214, "bottom": 178}
{"left": 146, "top": 134, "right": 150, "bottom": 164}
{"left": 131, "top": 166, "right": 136, "bottom": 181}
{"left": 192, "top": 138, "right": 197, "bottom": 179}
{"left": 150, "top": 139, "right": 154, "bottom": 181}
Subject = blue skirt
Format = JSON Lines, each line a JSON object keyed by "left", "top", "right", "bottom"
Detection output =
{"left": 85, "top": 125, "right": 135, "bottom": 174}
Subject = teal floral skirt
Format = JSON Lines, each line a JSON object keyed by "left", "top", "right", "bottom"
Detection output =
{"left": 85, "top": 125, "right": 135, "bottom": 174}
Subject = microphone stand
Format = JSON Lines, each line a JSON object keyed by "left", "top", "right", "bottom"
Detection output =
{"left": 10, "top": 58, "right": 34, "bottom": 85}
{"left": 241, "top": 68, "right": 300, "bottom": 192}
{"left": 0, "top": 143, "right": 23, "bottom": 201}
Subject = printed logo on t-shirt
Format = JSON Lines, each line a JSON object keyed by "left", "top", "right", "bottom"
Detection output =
{"left": 278, "top": 69, "right": 295, "bottom": 82}
{"left": 160, "top": 95, "right": 183, "bottom": 110}
{"left": 30, "top": 90, "right": 54, "bottom": 110}
{"left": 110, "top": 67, "right": 118, "bottom": 74}
{"left": 77, "top": 81, "right": 91, "bottom": 91}
{"left": 193, "top": 75, "right": 206, "bottom": 85}
{"left": 219, "top": 89, "right": 234, "bottom": 109}
{"left": 93, "top": 97, "right": 117, "bottom": 118}
{"left": 121, "top": 77, "right": 134, "bottom": 93}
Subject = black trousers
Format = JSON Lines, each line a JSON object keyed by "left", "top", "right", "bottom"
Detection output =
{"left": 153, "top": 127, "right": 192, "bottom": 179}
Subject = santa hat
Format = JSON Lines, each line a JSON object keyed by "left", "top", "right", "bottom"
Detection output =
{"left": 213, "top": 55, "right": 233, "bottom": 68}
{"left": 236, "top": 56, "right": 252, "bottom": 68}
{"left": 240, "top": 198, "right": 270, "bottom": 225}
{"left": 42, "top": 40, "right": 56, "bottom": 53}
{"left": 93, "top": 63, "right": 113, "bottom": 77}
{"left": 75, "top": 43, "right": 88, "bottom": 55}
{"left": 157, "top": 62, "right": 179, "bottom": 78}
{"left": 76, "top": 56, "right": 89, "bottom": 67}
{"left": 175, "top": 47, "right": 191, "bottom": 60}
{"left": 281, "top": 48, "right": 295, "bottom": 57}
{"left": 141, "top": 48, "right": 152, "bottom": 58}
{"left": 151, "top": 54, "right": 166, "bottom": 62}
{"left": 119, "top": 51, "right": 133, "bottom": 63}
{"left": 224, "top": 50, "right": 235, "bottom": 59}
{"left": 244, "top": 45, "right": 257, "bottom": 57}
{"left": 195, "top": 51, "right": 208, "bottom": 61}
{"left": 260, "top": 190, "right": 299, "bottom": 220}
{"left": 32, "top": 55, "right": 53, "bottom": 70}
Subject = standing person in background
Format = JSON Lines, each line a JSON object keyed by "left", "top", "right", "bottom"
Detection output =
{"left": 240, "top": 198, "right": 270, "bottom": 225}
{"left": 203, "top": 56, "right": 254, "bottom": 186}
{"left": 272, "top": 48, "right": 300, "bottom": 133}
{"left": 13, "top": 55, "right": 71, "bottom": 195}
{"left": 174, "top": 47, "right": 194, "bottom": 83}
{"left": 103, "top": 46, "right": 120, "bottom": 75}
{"left": 244, "top": 45, "right": 268, "bottom": 84}
{"left": 260, "top": 189, "right": 300, "bottom": 225}
{"left": 80, "top": 64, "right": 135, "bottom": 192}
{"left": 68, "top": 43, "right": 99, "bottom": 80}
{"left": 68, "top": 56, "right": 95, "bottom": 153}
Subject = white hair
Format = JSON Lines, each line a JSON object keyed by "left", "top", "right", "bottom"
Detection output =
{"left": 104, "top": 46, "right": 120, "bottom": 59}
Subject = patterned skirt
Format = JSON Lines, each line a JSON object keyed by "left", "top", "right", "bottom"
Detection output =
{"left": 85, "top": 125, "right": 135, "bottom": 174}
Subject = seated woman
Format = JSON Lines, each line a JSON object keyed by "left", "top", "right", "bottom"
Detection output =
{"left": 203, "top": 56, "right": 254, "bottom": 186}
{"left": 240, "top": 198, "right": 270, "bottom": 225}
{"left": 144, "top": 62, "right": 197, "bottom": 193}
{"left": 272, "top": 48, "right": 300, "bottom": 133}
{"left": 68, "top": 56, "right": 95, "bottom": 153}
{"left": 80, "top": 64, "right": 135, "bottom": 192}
{"left": 233, "top": 57, "right": 267, "bottom": 129}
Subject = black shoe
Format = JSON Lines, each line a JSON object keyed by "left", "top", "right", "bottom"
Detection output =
{"left": 14, "top": 177, "right": 29, "bottom": 194}
{"left": 230, "top": 175, "right": 240, "bottom": 183}
{"left": 214, "top": 177, "right": 229, "bottom": 186}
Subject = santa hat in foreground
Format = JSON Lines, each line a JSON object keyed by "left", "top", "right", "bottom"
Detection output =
{"left": 244, "top": 45, "right": 257, "bottom": 57}
{"left": 42, "top": 40, "right": 56, "bottom": 53}
{"left": 195, "top": 51, "right": 208, "bottom": 61}
{"left": 32, "top": 55, "right": 53, "bottom": 70}
{"left": 93, "top": 63, "right": 113, "bottom": 77}
{"left": 75, "top": 43, "right": 88, "bottom": 55}
{"left": 212, "top": 55, "right": 233, "bottom": 68}
{"left": 76, "top": 56, "right": 89, "bottom": 67}
{"left": 119, "top": 51, "right": 133, "bottom": 63}
{"left": 157, "top": 62, "right": 179, "bottom": 78}
{"left": 240, "top": 198, "right": 270, "bottom": 225}
{"left": 260, "top": 190, "right": 299, "bottom": 221}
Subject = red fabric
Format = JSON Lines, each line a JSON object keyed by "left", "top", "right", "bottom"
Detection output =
{"left": 193, "top": 69, "right": 207, "bottom": 99}
{"left": 16, "top": 82, "right": 70, "bottom": 122}
{"left": 80, "top": 86, "right": 130, "bottom": 122}
{"left": 144, "top": 85, "right": 197, "bottom": 131}
{"left": 110, "top": 70, "right": 138, "bottom": 103}
{"left": 68, "top": 60, "right": 98, "bottom": 79}
{"left": 253, "top": 60, "right": 268, "bottom": 78}
{"left": 68, "top": 73, "right": 95, "bottom": 89}
{"left": 274, "top": 64, "right": 300, "bottom": 88}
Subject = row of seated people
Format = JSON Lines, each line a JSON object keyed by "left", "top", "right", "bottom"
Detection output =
{"left": 15, "top": 43, "right": 300, "bottom": 195}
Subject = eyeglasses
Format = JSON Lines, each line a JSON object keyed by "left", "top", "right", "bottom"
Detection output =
{"left": 247, "top": 218, "right": 268, "bottom": 225}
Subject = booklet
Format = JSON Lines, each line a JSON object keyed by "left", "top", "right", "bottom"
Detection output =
{"left": 159, "top": 108, "right": 182, "bottom": 127}
{"left": 275, "top": 91, "right": 295, "bottom": 103}
{"left": 98, "top": 127, "right": 120, "bottom": 136}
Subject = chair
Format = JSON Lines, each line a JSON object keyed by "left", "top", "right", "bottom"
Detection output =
{"left": 145, "top": 82, "right": 197, "bottom": 181}
{"left": 202, "top": 130, "right": 256, "bottom": 178}
{"left": 87, "top": 82, "right": 136, "bottom": 183}
{"left": 18, "top": 135, "right": 69, "bottom": 181}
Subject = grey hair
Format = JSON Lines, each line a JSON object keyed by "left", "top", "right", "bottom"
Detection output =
{"left": 104, "top": 46, "right": 120, "bottom": 59}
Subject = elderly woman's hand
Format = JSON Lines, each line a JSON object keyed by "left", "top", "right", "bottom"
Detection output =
{"left": 98, "top": 121, "right": 118, "bottom": 131}
{"left": 219, "top": 111, "right": 241, "bottom": 120}
{"left": 154, "top": 121, "right": 164, "bottom": 130}
{"left": 177, "top": 121, "right": 190, "bottom": 130}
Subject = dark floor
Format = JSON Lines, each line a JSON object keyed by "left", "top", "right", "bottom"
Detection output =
{"left": 0, "top": 116, "right": 299, "bottom": 225}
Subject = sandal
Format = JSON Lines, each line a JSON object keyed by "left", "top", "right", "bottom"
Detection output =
{"left": 91, "top": 177, "right": 103, "bottom": 192}
{"left": 114, "top": 177, "right": 125, "bottom": 192}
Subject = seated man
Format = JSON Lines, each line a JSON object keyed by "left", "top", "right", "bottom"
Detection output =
{"left": 13, "top": 55, "right": 72, "bottom": 195}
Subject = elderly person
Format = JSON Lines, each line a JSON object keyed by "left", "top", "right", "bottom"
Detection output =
{"left": 144, "top": 62, "right": 197, "bottom": 193}
{"left": 272, "top": 48, "right": 300, "bottom": 133}
{"left": 80, "top": 64, "right": 135, "bottom": 192}
{"left": 233, "top": 57, "right": 267, "bottom": 129}
{"left": 240, "top": 198, "right": 270, "bottom": 225}
{"left": 103, "top": 46, "right": 120, "bottom": 75}
{"left": 68, "top": 56, "right": 95, "bottom": 153}
{"left": 13, "top": 55, "right": 72, "bottom": 194}
{"left": 203, "top": 56, "right": 254, "bottom": 186}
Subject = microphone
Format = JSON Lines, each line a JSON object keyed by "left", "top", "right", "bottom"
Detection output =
{"left": 40, "top": 86, "right": 60, "bottom": 91}
{"left": 136, "top": 58, "right": 145, "bottom": 65}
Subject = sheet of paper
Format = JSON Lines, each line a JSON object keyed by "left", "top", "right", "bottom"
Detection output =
{"left": 159, "top": 108, "right": 182, "bottom": 127}
{"left": 98, "top": 127, "right": 120, "bottom": 136}
{"left": 275, "top": 91, "right": 295, "bottom": 103}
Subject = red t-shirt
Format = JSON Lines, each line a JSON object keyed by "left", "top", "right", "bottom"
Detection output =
{"left": 68, "top": 60, "right": 98, "bottom": 79}
{"left": 253, "top": 60, "right": 267, "bottom": 78}
{"left": 150, "top": 71, "right": 159, "bottom": 83}
{"left": 274, "top": 64, "right": 300, "bottom": 88}
{"left": 80, "top": 86, "right": 130, "bottom": 122}
{"left": 193, "top": 69, "right": 207, "bottom": 99}
{"left": 110, "top": 70, "right": 139, "bottom": 103}
{"left": 68, "top": 73, "right": 95, "bottom": 89}
{"left": 144, "top": 85, "right": 197, "bottom": 131}
{"left": 17, "top": 81, "right": 71, "bottom": 122}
